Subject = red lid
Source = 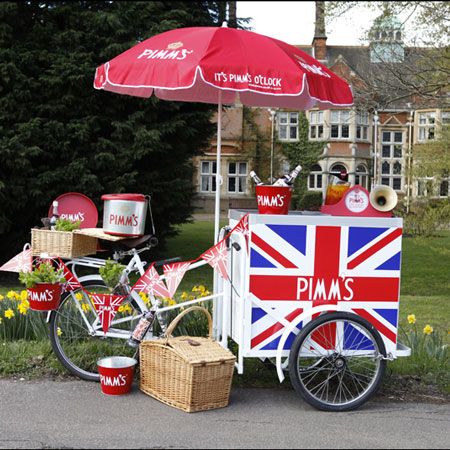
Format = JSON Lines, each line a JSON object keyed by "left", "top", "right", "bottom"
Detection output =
{"left": 101, "top": 193, "right": 146, "bottom": 202}
{"left": 48, "top": 192, "right": 98, "bottom": 228}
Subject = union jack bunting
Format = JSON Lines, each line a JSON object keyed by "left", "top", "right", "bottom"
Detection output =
{"left": 231, "top": 213, "right": 249, "bottom": 251}
{"left": 200, "top": 239, "right": 229, "bottom": 280}
{"left": 248, "top": 223, "right": 402, "bottom": 356}
{"left": 163, "top": 261, "right": 191, "bottom": 298}
{"left": 0, "top": 247, "right": 32, "bottom": 273}
{"left": 132, "top": 264, "right": 171, "bottom": 299}
{"left": 91, "top": 293, "right": 126, "bottom": 333}
{"left": 57, "top": 260, "right": 82, "bottom": 292}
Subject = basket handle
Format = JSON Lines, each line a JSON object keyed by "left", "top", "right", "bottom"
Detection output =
{"left": 164, "top": 306, "right": 213, "bottom": 339}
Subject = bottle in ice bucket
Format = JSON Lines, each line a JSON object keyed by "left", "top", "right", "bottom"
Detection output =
{"left": 324, "top": 170, "right": 350, "bottom": 205}
{"left": 272, "top": 165, "right": 302, "bottom": 187}
{"left": 249, "top": 170, "right": 264, "bottom": 185}
{"left": 49, "top": 200, "right": 59, "bottom": 231}
{"left": 127, "top": 308, "right": 156, "bottom": 348}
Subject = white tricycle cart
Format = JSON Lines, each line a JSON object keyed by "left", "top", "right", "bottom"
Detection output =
{"left": 213, "top": 209, "right": 411, "bottom": 411}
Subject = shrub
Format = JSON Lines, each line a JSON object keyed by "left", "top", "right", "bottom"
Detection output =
{"left": 402, "top": 199, "right": 450, "bottom": 237}
{"left": 298, "top": 191, "right": 323, "bottom": 211}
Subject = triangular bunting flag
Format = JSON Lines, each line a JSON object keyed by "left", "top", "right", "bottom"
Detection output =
{"left": 0, "top": 247, "right": 32, "bottom": 273}
{"left": 163, "top": 261, "right": 190, "bottom": 298}
{"left": 200, "top": 240, "right": 229, "bottom": 280}
{"left": 90, "top": 293, "right": 126, "bottom": 334}
{"left": 232, "top": 214, "right": 249, "bottom": 251}
{"left": 58, "top": 259, "right": 82, "bottom": 292}
{"left": 132, "top": 264, "right": 171, "bottom": 299}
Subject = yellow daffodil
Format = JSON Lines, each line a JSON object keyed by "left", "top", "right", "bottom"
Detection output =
{"left": 20, "top": 290, "right": 28, "bottom": 302}
{"left": 423, "top": 324, "right": 433, "bottom": 335}
{"left": 57, "top": 327, "right": 62, "bottom": 336}
{"left": 118, "top": 305, "right": 125, "bottom": 313}
{"left": 75, "top": 292, "right": 83, "bottom": 301}
{"left": 0, "top": 317, "right": 2, "bottom": 324}
{"left": 17, "top": 303, "right": 29, "bottom": 315}
{"left": 139, "top": 292, "right": 150, "bottom": 304}
{"left": 4, "top": 309, "right": 15, "bottom": 319}
{"left": 7, "top": 290, "right": 18, "bottom": 300}
{"left": 81, "top": 303, "right": 91, "bottom": 312}
{"left": 181, "top": 291, "right": 188, "bottom": 300}
{"left": 0, "top": 294, "right": 4, "bottom": 301}
{"left": 407, "top": 314, "right": 416, "bottom": 324}
{"left": 167, "top": 298, "right": 176, "bottom": 306}
{"left": 124, "top": 304, "right": 133, "bottom": 314}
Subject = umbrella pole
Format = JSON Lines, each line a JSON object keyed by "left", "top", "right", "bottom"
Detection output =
{"left": 214, "top": 91, "right": 222, "bottom": 244}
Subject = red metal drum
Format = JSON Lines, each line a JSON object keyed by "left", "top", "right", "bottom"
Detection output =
{"left": 255, "top": 185, "right": 293, "bottom": 215}
{"left": 101, "top": 194, "right": 147, "bottom": 237}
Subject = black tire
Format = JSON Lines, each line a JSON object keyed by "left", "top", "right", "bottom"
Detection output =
{"left": 289, "top": 312, "right": 386, "bottom": 412}
{"left": 48, "top": 279, "right": 144, "bottom": 381}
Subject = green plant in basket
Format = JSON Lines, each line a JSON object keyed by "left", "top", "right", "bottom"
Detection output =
{"left": 99, "top": 259, "right": 126, "bottom": 291}
{"left": 55, "top": 218, "right": 81, "bottom": 232}
{"left": 18, "top": 261, "right": 66, "bottom": 289}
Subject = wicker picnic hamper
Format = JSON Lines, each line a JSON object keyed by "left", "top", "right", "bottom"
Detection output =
{"left": 139, "top": 306, "right": 236, "bottom": 412}
{"left": 31, "top": 228, "right": 98, "bottom": 258}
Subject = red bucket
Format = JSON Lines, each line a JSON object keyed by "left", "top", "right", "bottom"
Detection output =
{"left": 97, "top": 356, "right": 137, "bottom": 395}
{"left": 255, "top": 185, "right": 293, "bottom": 215}
{"left": 27, "top": 283, "right": 62, "bottom": 311}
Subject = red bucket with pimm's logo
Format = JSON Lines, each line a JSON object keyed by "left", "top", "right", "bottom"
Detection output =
{"left": 255, "top": 185, "right": 293, "bottom": 215}
{"left": 27, "top": 283, "right": 62, "bottom": 311}
{"left": 97, "top": 356, "right": 137, "bottom": 395}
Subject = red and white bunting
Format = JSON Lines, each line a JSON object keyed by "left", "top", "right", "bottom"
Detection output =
{"left": 200, "top": 240, "right": 229, "bottom": 280}
{"left": 233, "top": 214, "right": 249, "bottom": 250}
{"left": 58, "top": 260, "right": 82, "bottom": 292}
{"left": 91, "top": 293, "right": 126, "bottom": 334}
{"left": 0, "top": 247, "right": 32, "bottom": 273}
{"left": 132, "top": 264, "right": 171, "bottom": 299}
{"left": 163, "top": 261, "right": 190, "bottom": 298}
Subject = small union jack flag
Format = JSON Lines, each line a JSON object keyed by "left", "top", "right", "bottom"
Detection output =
{"left": 57, "top": 260, "right": 82, "bottom": 292}
{"left": 200, "top": 239, "right": 229, "bottom": 280}
{"left": 231, "top": 214, "right": 249, "bottom": 251}
{"left": 132, "top": 264, "right": 171, "bottom": 299}
{"left": 0, "top": 247, "right": 32, "bottom": 273}
{"left": 163, "top": 261, "right": 190, "bottom": 298}
{"left": 249, "top": 222, "right": 402, "bottom": 356}
{"left": 91, "top": 293, "right": 126, "bottom": 333}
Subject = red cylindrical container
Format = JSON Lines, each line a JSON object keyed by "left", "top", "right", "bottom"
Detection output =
{"left": 255, "top": 185, "right": 293, "bottom": 215}
{"left": 97, "top": 356, "right": 137, "bottom": 395}
{"left": 27, "top": 283, "right": 62, "bottom": 311}
{"left": 101, "top": 193, "right": 147, "bottom": 237}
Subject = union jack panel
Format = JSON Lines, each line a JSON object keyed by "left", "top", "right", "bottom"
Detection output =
{"left": 243, "top": 216, "right": 402, "bottom": 357}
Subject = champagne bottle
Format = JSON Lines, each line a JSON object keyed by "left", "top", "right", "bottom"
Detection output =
{"left": 272, "top": 165, "right": 302, "bottom": 186}
{"left": 249, "top": 170, "right": 264, "bottom": 185}
{"left": 49, "top": 201, "right": 59, "bottom": 231}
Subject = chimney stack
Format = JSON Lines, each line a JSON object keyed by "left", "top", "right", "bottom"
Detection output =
{"left": 312, "top": 1, "right": 327, "bottom": 62}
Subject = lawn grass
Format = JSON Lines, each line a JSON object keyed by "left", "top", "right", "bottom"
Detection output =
{"left": 1, "top": 221, "right": 448, "bottom": 395}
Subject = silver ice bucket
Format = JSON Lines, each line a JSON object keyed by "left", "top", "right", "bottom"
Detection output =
{"left": 101, "top": 194, "right": 147, "bottom": 237}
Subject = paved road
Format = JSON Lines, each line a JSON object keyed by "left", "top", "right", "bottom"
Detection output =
{"left": 0, "top": 379, "right": 449, "bottom": 449}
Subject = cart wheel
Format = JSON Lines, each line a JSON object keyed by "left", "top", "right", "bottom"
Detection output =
{"left": 289, "top": 312, "right": 386, "bottom": 412}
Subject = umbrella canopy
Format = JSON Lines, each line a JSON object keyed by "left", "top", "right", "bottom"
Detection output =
{"left": 94, "top": 25, "right": 353, "bottom": 241}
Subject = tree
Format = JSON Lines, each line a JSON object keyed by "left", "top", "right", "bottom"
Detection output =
{"left": 281, "top": 112, "right": 326, "bottom": 207}
{"left": 326, "top": 2, "right": 450, "bottom": 109}
{"left": 0, "top": 1, "right": 223, "bottom": 262}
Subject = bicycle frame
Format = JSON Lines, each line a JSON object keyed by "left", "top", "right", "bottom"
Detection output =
{"left": 58, "top": 248, "right": 223, "bottom": 340}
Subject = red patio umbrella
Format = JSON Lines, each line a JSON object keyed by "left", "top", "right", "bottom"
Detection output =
{"left": 94, "top": 24, "right": 353, "bottom": 242}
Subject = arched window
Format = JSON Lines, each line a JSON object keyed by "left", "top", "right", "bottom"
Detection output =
{"left": 355, "top": 164, "right": 369, "bottom": 189}
{"left": 308, "top": 164, "right": 322, "bottom": 190}
{"left": 330, "top": 163, "right": 347, "bottom": 174}
{"left": 395, "top": 31, "right": 401, "bottom": 41}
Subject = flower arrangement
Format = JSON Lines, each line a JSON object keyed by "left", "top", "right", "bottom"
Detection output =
{"left": 18, "top": 261, "right": 66, "bottom": 289}
{"left": 99, "top": 259, "right": 126, "bottom": 291}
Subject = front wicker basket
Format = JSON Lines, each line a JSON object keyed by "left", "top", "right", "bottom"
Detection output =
{"left": 31, "top": 228, "right": 98, "bottom": 258}
{"left": 139, "top": 306, "right": 236, "bottom": 413}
